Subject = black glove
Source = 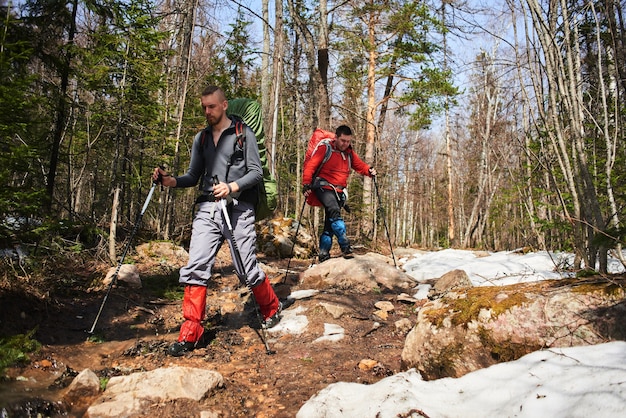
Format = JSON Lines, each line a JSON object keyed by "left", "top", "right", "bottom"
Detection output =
{"left": 303, "top": 184, "right": 311, "bottom": 192}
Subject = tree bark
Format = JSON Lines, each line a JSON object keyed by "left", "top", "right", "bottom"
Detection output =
{"left": 268, "top": 0, "right": 284, "bottom": 178}
{"left": 47, "top": 0, "right": 78, "bottom": 212}
{"left": 109, "top": 187, "right": 120, "bottom": 264}
{"left": 362, "top": 8, "right": 377, "bottom": 239}
{"left": 525, "top": 0, "right": 607, "bottom": 271}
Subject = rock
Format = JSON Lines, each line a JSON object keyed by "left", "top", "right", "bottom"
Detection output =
{"left": 374, "top": 301, "right": 395, "bottom": 312}
{"left": 63, "top": 369, "right": 101, "bottom": 409}
{"left": 430, "top": 269, "right": 472, "bottom": 298}
{"left": 300, "top": 253, "right": 417, "bottom": 293}
{"left": 220, "top": 301, "right": 238, "bottom": 315}
{"left": 135, "top": 242, "right": 188, "bottom": 267}
{"left": 320, "top": 302, "right": 346, "bottom": 319}
{"left": 86, "top": 367, "right": 223, "bottom": 417}
{"left": 402, "top": 279, "right": 626, "bottom": 379}
{"left": 103, "top": 264, "right": 141, "bottom": 288}
{"left": 256, "top": 217, "right": 314, "bottom": 258}
{"left": 38, "top": 359, "right": 53, "bottom": 368}
{"left": 397, "top": 293, "right": 418, "bottom": 303}
{"left": 260, "top": 261, "right": 281, "bottom": 278}
{"left": 394, "top": 318, "right": 413, "bottom": 335}
{"left": 358, "top": 359, "right": 378, "bottom": 371}
{"left": 373, "top": 310, "right": 388, "bottom": 320}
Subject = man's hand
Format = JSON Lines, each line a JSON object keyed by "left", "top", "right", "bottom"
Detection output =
{"left": 369, "top": 167, "right": 377, "bottom": 177}
{"left": 213, "top": 181, "right": 238, "bottom": 199}
{"left": 153, "top": 167, "right": 176, "bottom": 188}
{"left": 303, "top": 184, "right": 311, "bottom": 198}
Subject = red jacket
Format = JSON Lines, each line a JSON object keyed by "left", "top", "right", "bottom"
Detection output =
{"left": 303, "top": 140, "right": 371, "bottom": 205}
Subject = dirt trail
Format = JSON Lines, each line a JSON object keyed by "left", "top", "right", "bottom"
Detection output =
{"left": 0, "top": 248, "right": 412, "bottom": 417}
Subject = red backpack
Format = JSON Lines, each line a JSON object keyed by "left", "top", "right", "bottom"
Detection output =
{"left": 304, "top": 128, "right": 335, "bottom": 173}
{"left": 303, "top": 128, "right": 341, "bottom": 206}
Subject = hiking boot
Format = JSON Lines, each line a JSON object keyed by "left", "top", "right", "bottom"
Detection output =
{"left": 168, "top": 341, "right": 196, "bottom": 357}
{"left": 263, "top": 301, "right": 284, "bottom": 329}
{"left": 280, "top": 296, "right": 295, "bottom": 311}
{"left": 318, "top": 251, "right": 330, "bottom": 263}
{"left": 341, "top": 245, "right": 353, "bottom": 257}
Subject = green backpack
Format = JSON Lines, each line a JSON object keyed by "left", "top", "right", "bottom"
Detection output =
{"left": 225, "top": 98, "right": 278, "bottom": 221}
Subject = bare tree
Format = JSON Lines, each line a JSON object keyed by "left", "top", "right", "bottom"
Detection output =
{"left": 461, "top": 51, "right": 505, "bottom": 248}
{"left": 285, "top": 0, "right": 329, "bottom": 130}
{"left": 268, "top": 0, "right": 284, "bottom": 178}
{"left": 589, "top": 1, "right": 625, "bottom": 267}
{"left": 442, "top": 2, "right": 456, "bottom": 247}
{"left": 524, "top": 0, "right": 608, "bottom": 272}
{"left": 155, "top": 0, "right": 199, "bottom": 240}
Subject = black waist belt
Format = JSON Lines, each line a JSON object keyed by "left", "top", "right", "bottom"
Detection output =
{"left": 195, "top": 193, "right": 216, "bottom": 203}
{"left": 313, "top": 178, "right": 342, "bottom": 191}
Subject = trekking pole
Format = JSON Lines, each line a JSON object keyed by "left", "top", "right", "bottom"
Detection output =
{"left": 372, "top": 175, "right": 397, "bottom": 268}
{"left": 282, "top": 199, "right": 307, "bottom": 284}
{"left": 216, "top": 183, "right": 275, "bottom": 355}
{"left": 88, "top": 179, "right": 158, "bottom": 335}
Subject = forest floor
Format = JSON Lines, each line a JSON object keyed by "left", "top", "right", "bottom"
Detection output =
{"left": 0, "top": 243, "right": 414, "bottom": 417}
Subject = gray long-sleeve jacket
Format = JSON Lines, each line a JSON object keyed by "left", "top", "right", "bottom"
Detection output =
{"left": 174, "top": 118, "right": 263, "bottom": 201}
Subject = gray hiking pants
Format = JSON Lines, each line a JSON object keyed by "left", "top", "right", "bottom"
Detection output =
{"left": 179, "top": 199, "right": 265, "bottom": 288}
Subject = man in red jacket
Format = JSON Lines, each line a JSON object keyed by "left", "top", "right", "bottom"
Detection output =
{"left": 303, "top": 125, "right": 376, "bottom": 262}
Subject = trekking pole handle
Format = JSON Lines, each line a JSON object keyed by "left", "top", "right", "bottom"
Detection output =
{"left": 154, "top": 165, "right": 169, "bottom": 191}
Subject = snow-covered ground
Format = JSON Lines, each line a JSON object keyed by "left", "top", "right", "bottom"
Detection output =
{"left": 403, "top": 249, "right": 625, "bottom": 300}
{"left": 294, "top": 249, "right": 626, "bottom": 417}
{"left": 402, "top": 248, "right": 625, "bottom": 286}
{"left": 297, "top": 341, "right": 626, "bottom": 417}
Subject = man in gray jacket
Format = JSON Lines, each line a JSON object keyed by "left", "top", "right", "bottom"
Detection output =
{"left": 153, "top": 86, "right": 282, "bottom": 357}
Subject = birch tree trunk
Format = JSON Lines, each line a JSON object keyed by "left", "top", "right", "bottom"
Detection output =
{"left": 440, "top": 3, "right": 455, "bottom": 247}
{"left": 462, "top": 51, "right": 502, "bottom": 248}
{"left": 590, "top": 2, "right": 625, "bottom": 268}
{"left": 525, "top": 0, "right": 607, "bottom": 272}
{"left": 108, "top": 38, "right": 130, "bottom": 253}
{"left": 159, "top": 0, "right": 198, "bottom": 240}
{"left": 508, "top": 0, "right": 546, "bottom": 249}
{"left": 361, "top": 8, "right": 377, "bottom": 239}
{"left": 109, "top": 187, "right": 120, "bottom": 263}
{"left": 261, "top": 0, "right": 271, "bottom": 132}
{"left": 268, "top": 0, "right": 284, "bottom": 178}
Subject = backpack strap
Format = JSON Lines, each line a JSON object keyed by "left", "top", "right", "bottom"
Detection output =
{"left": 235, "top": 120, "right": 245, "bottom": 147}
{"left": 199, "top": 121, "right": 246, "bottom": 187}
{"left": 225, "top": 120, "right": 246, "bottom": 182}
{"left": 199, "top": 128, "right": 211, "bottom": 191}
{"left": 228, "top": 120, "right": 261, "bottom": 206}
{"left": 199, "top": 122, "right": 245, "bottom": 149}
{"left": 199, "top": 125, "right": 212, "bottom": 149}
{"left": 312, "top": 140, "right": 333, "bottom": 180}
